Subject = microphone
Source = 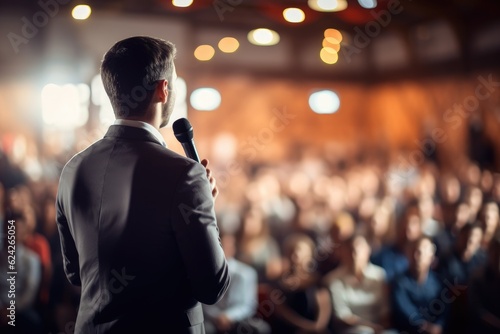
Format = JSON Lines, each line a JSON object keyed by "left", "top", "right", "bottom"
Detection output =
{"left": 173, "top": 118, "right": 200, "bottom": 163}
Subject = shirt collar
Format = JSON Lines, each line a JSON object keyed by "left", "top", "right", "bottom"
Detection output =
{"left": 113, "top": 119, "right": 167, "bottom": 147}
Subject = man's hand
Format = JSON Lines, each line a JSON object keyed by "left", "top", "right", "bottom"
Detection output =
{"left": 201, "top": 159, "right": 218, "bottom": 200}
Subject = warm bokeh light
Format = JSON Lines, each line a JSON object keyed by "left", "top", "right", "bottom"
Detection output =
{"left": 308, "top": 0, "right": 348, "bottom": 12}
{"left": 323, "top": 38, "right": 341, "bottom": 51}
{"left": 168, "top": 77, "right": 188, "bottom": 127}
{"left": 172, "top": 0, "right": 193, "bottom": 8}
{"left": 309, "top": 90, "right": 340, "bottom": 114}
{"left": 72, "top": 5, "right": 92, "bottom": 20}
{"left": 358, "top": 0, "right": 377, "bottom": 9}
{"left": 194, "top": 44, "right": 215, "bottom": 61}
{"left": 218, "top": 37, "right": 240, "bottom": 53}
{"left": 320, "top": 47, "right": 339, "bottom": 64}
{"left": 190, "top": 88, "right": 221, "bottom": 111}
{"left": 324, "top": 28, "right": 343, "bottom": 43}
{"left": 42, "top": 83, "right": 90, "bottom": 128}
{"left": 248, "top": 28, "right": 280, "bottom": 46}
{"left": 283, "top": 8, "right": 305, "bottom": 23}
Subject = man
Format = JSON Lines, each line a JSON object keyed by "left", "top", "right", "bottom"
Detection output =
{"left": 56, "top": 36, "right": 230, "bottom": 334}
{"left": 391, "top": 237, "right": 448, "bottom": 334}
{"left": 324, "top": 233, "right": 393, "bottom": 334}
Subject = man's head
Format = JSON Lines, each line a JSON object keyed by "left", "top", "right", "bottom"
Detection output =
{"left": 282, "top": 233, "right": 315, "bottom": 270}
{"left": 101, "top": 36, "right": 177, "bottom": 127}
{"left": 409, "top": 236, "right": 436, "bottom": 274}
{"left": 456, "top": 222, "right": 483, "bottom": 257}
{"left": 342, "top": 233, "right": 371, "bottom": 269}
{"left": 398, "top": 202, "right": 422, "bottom": 243}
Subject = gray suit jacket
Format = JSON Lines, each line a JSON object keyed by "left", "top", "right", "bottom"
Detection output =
{"left": 56, "top": 125, "right": 230, "bottom": 333}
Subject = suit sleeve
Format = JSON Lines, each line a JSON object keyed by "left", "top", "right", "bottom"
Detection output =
{"left": 171, "top": 162, "right": 230, "bottom": 305}
{"left": 56, "top": 187, "right": 81, "bottom": 286}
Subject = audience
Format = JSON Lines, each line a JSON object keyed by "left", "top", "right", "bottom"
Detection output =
{"left": 0, "top": 137, "right": 498, "bottom": 333}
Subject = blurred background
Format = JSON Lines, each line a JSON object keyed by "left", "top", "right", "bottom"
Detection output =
{"left": 1, "top": 0, "right": 500, "bottom": 333}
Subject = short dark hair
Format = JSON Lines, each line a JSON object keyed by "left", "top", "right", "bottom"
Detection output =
{"left": 101, "top": 36, "right": 176, "bottom": 117}
{"left": 411, "top": 235, "right": 436, "bottom": 253}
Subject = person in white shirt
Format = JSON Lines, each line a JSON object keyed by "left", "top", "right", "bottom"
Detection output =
{"left": 323, "top": 233, "right": 395, "bottom": 334}
{"left": 203, "top": 230, "right": 270, "bottom": 334}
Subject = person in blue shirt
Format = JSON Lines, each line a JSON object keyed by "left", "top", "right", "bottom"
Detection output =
{"left": 391, "top": 236, "right": 449, "bottom": 334}
{"left": 371, "top": 202, "right": 423, "bottom": 282}
{"left": 437, "top": 222, "right": 486, "bottom": 333}
{"left": 438, "top": 222, "right": 486, "bottom": 285}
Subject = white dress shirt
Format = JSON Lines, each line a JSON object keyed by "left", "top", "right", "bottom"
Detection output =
{"left": 324, "top": 263, "right": 389, "bottom": 324}
{"left": 203, "top": 257, "right": 257, "bottom": 322}
{"left": 114, "top": 119, "right": 167, "bottom": 147}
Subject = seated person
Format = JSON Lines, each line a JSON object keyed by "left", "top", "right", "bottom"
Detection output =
{"left": 0, "top": 208, "right": 43, "bottom": 334}
{"left": 203, "top": 230, "right": 270, "bottom": 334}
{"left": 269, "top": 233, "right": 331, "bottom": 333}
{"left": 434, "top": 202, "right": 471, "bottom": 263}
{"left": 438, "top": 223, "right": 486, "bottom": 333}
{"left": 324, "top": 233, "right": 392, "bottom": 334}
{"left": 479, "top": 201, "right": 499, "bottom": 250}
{"left": 468, "top": 237, "right": 500, "bottom": 334}
{"left": 236, "top": 206, "right": 282, "bottom": 283}
{"left": 371, "top": 202, "right": 423, "bottom": 282}
{"left": 391, "top": 236, "right": 448, "bottom": 334}
{"left": 439, "top": 222, "right": 486, "bottom": 284}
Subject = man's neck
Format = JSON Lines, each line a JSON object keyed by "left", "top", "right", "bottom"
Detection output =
{"left": 118, "top": 117, "right": 159, "bottom": 129}
{"left": 117, "top": 106, "right": 161, "bottom": 129}
{"left": 413, "top": 267, "right": 429, "bottom": 284}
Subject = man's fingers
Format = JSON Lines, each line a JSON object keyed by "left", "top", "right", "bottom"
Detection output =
{"left": 200, "top": 158, "right": 218, "bottom": 199}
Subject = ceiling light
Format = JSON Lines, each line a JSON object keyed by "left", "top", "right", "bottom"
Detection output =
{"left": 283, "top": 8, "right": 305, "bottom": 23}
{"left": 320, "top": 48, "right": 339, "bottom": 64}
{"left": 308, "top": 0, "right": 347, "bottom": 12}
{"left": 324, "top": 28, "right": 343, "bottom": 43}
{"left": 358, "top": 0, "right": 377, "bottom": 9}
{"left": 172, "top": 0, "right": 193, "bottom": 8}
{"left": 72, "top": 5, "right": 91, "bottom": 20}
{"left": 42, "top": 83, "right": 90, "bottom": 128}
{"left": 322, "top": 39, "right": 341, "bottom": 51}
{"left": 190, "top": 88, "right": 221, "bottom": 111}
{"left": 248, "top": 28, "right": 280, "bottom": 46}
{"left": 218, "top": 37, "right": 240, "bottom": 53}
{"left": 194, "top": 45, "right": 215, "bottom": 61}
{"left": 309, "top": 90, "right": 340, "bottom": 114}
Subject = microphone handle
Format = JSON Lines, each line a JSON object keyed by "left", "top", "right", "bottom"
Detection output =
{"left": 181, "top": 141, "right": 200, "bottom": 163}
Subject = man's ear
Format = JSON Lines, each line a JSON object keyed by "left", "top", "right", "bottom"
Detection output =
{"left": 156, "top": 80, "right": 168, "bottom": 103}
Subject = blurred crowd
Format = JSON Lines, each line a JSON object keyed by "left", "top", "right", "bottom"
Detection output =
{"left": 1, "top": 133, "right": 500, "bottom": 334}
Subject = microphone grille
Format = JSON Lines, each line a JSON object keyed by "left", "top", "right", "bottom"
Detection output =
{"left": 173, "top": 118, "right": 194, "bottom": 142}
